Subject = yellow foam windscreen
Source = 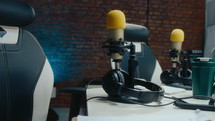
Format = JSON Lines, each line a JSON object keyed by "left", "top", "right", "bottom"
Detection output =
{"left": 106, "top": 10, "right": 126, "bottom": 29}
{"left": 170, "top": 29, "right": 184, "bottom": 42}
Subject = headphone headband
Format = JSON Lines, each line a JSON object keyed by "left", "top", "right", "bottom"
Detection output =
{"left": 120, "top": 78, "right": 164, "bottom": 103}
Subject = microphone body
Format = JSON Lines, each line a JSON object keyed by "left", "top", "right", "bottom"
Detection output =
{"left": 108, "top": 29, "right": 124, "bottom": 60}
{"left": 106, "top": 10, "right": 126, "bottom": 69}
{"left": 171, "top": 41, "right": 183, "bottom": 54}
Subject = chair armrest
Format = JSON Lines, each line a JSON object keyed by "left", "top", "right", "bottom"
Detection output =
{"left": 60, "top": 87, "right": 86, "bottom": 95}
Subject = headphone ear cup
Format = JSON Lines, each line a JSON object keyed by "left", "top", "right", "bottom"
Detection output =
{"left": 209, "top": 99, "right": 215, "bottom": 106}
{"left": 102, "top": 69, "right": 125, "bottom": 97}
{"left": 160, "top": 70, "right": 176, "bottom": 84}
{"left": 119, "top": 70, "right": 129, "bottom": 87}
{"left": 178, "top": 69, "right": 192, "bottom": 79}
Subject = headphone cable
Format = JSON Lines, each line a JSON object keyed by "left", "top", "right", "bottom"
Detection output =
{"left": 120, "top": 97, "right": 175, "bottom": 107}
{"left": 163, "top": 95, "right": 215, "bottom": 101}
{"left": 85, "top": 77, "right": 102, "bottom": 90}
{"left": 87, "top": 96, "right": 108, "bottom": 102}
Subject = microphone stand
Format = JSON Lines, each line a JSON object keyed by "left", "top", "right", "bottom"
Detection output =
{"left": 127, "top": 42, "right": 138, "bottom": 88}
{"left": 161, "top": 49, "right": 192, "bottom": 89}
{"left": 169, "top": 49, "right": 180, "bottom": 74}
{"left": 102, "top": 39, "right": 138, "bottom": 89}
{"left": 180, "top": 51, "right": 190, "bottom": 77}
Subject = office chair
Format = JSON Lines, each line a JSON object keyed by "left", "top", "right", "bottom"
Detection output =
{"left": 0, "top": 1, "right": 54, "bottom": 121}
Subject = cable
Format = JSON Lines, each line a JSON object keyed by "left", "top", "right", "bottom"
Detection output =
{"left": 71, "top": 77, "right": 103, "bottom": 110}
{"left": 145, "top": 0, "right": 150, "bottom": 46}
{"left": 120, "top": 97, "right": 175, "bottom": 107}
{"left": 164, "top": 95, "right": 214, "bottom": 101}
{"left": 85, "top": 77, "right": 102, "bottom": 89}
{"left": 87, "top": 96, "right": 108, "bottom": 102}
{"left": 86, "top": 95, "right": 175, "bottom": 107}
{"left": 178, "top": 95, "right": 214, "bottom": 100}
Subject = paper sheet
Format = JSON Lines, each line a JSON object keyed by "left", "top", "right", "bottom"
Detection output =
{"left": 162, "top": 85, "right": 186, "bottom": 95}
{"left": 77, "top": 110, "right": 210, "bottom": 121}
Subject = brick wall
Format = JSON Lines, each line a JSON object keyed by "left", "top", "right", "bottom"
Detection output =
{"left": 20, "top": 0, "right": 205, "bottom": 107}
{"left": 148, "top": 0, "right": 205, "bottom": 70}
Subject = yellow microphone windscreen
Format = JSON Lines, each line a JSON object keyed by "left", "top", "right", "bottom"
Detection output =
{"left": 106, "top": 10, "right": 126, "bottom": 29}
{"left": 170, "top": 29, "right": 184, "bottom": 42}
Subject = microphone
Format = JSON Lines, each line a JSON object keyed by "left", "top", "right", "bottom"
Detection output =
{"left": 161, "top": 29, "right": 192, "bottom": 89}
{"left": 106, "top": 10, "right": 126, "bottom": 69}
{"left": 170, "top": 29, "right": 184, "bottom": 71}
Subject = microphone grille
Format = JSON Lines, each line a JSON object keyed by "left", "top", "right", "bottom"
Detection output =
{"left": 106, "top": 10, "right": 126, "bottom": 29}
{"left": 170, "top": 29, "right": 184, "bottom": 42}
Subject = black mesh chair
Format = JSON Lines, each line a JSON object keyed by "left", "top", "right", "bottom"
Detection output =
{"left": 0, "top": 1, "right": 54, "bottom": 121}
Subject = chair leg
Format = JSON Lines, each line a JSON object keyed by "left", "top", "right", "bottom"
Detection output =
{"left": 47, "top": 107, "right": 59, "bottom": 121}
{"left": 68, "top": 92, "right": 88, "bottom": 121}
{"left": 68, "top": 94, "right": 82, "bottom": 121}
{"left": 79, "top": 92, "right": 88, "bottom": 116}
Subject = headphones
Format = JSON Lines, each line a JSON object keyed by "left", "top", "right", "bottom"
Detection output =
{"left": 160, "top": 70, "right": 192, "bottom": 90}
{"left": 102, "top": 69, "right": 164, "bottom": 103}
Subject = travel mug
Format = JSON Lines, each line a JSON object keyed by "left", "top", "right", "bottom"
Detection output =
{"left": 191, "top": 58, "right": 215, "bottom": 98}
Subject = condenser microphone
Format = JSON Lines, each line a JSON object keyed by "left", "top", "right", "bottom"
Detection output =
{"left": 161, "top": 29, "right": 192, "bottom": 89}
{"left": 106, "top": 10, "right": 126, "bottom": 69}
{"left": 170, "top": 29, "right": 184, "bottom": 70}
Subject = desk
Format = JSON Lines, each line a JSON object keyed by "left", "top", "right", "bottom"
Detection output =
{"left": 86, "top": 86, "right": 215, "bottom": 120}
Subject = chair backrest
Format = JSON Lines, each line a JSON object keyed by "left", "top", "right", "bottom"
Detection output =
{"left": 111, "top": 23, "right": 162, "bottom": 85}
{"left": 0, "top": 1, "right": 54, "bottom": 121}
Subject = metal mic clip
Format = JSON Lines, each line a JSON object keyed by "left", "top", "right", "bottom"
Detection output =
{"left": 102, "top": 38, "right": 127, "bottom": 57}
{"left": 169, "top": 48, "right": 180, "bottom": 59}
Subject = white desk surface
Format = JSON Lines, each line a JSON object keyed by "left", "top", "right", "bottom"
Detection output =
{"left": 86, "top": 86, "right": 215, "bottom": 120}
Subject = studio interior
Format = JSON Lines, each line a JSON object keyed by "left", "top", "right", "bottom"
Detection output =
{"left": 0, "top": 0, "right": 215, "bottom": 121}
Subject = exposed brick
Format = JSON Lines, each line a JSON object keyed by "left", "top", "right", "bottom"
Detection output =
{"left": 20, "top": 0, "right": 205, "bottom": 107}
